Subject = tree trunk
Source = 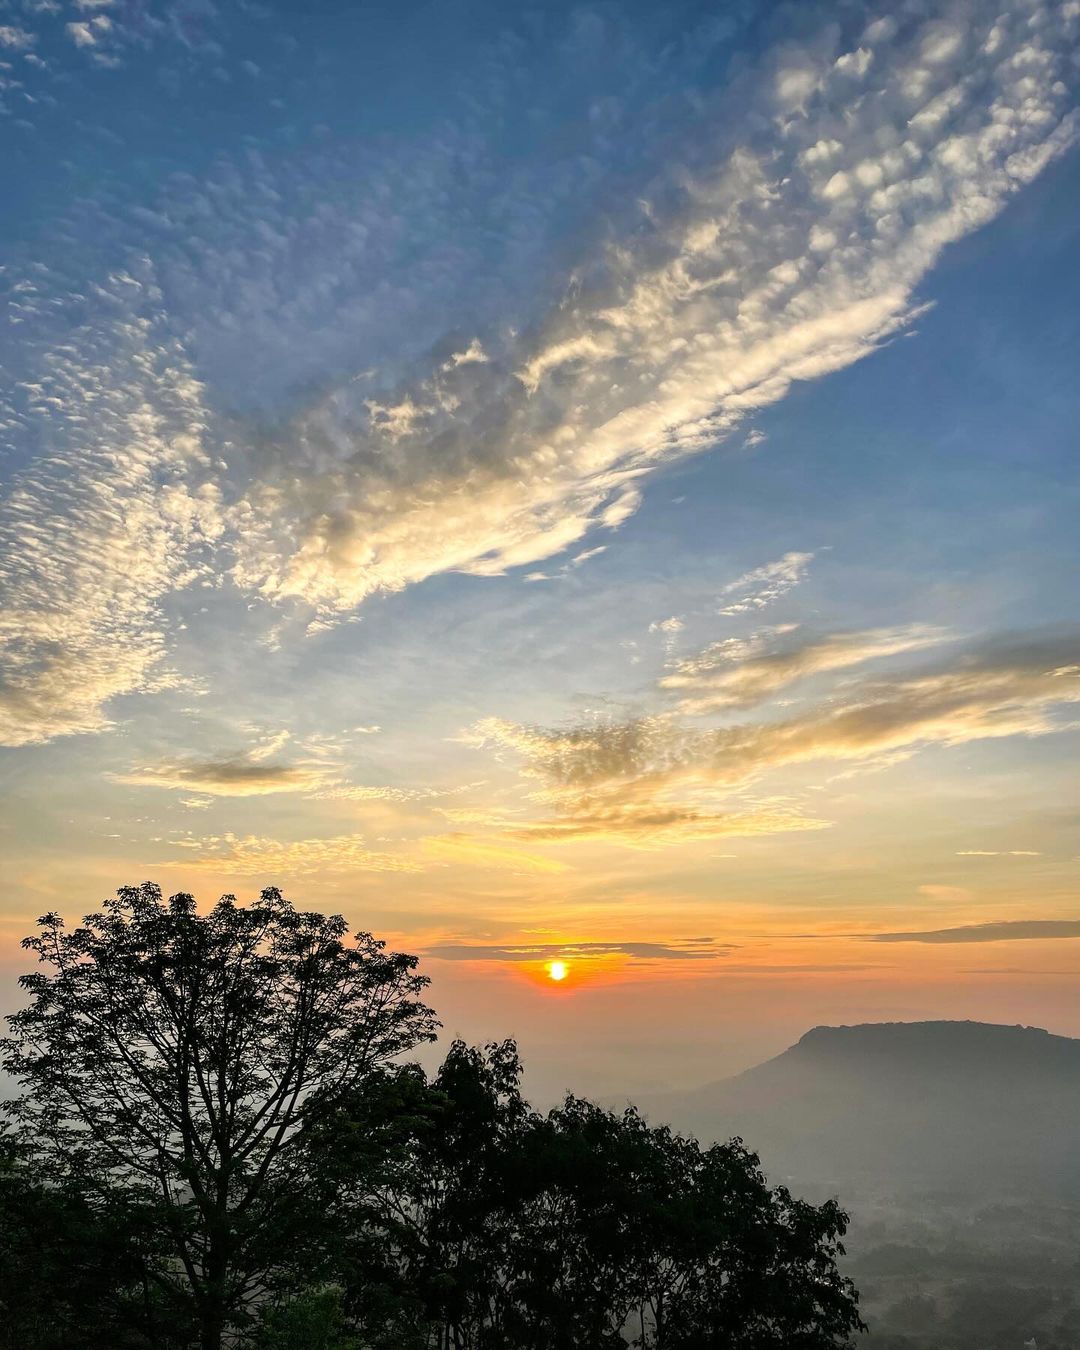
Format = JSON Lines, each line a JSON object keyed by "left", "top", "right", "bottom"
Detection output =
{"left": 200, "top": 1239, "right": 229, "bottom": 1350}
{"left": 200, "top": 1309, "right": 225, "bottom": 1350}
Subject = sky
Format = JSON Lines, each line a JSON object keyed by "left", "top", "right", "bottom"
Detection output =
{"left": 1, "top": 0, "right": 1079, "bottom": 1102}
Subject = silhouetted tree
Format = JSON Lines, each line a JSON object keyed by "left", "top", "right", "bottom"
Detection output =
{"left": 310, "top": 1040, "right": 865, "bottom": 1349}
{"left": 2, "top": 886, "right": 863, "bottom": 1349}
{"left": 1, "top": 884, "right": 438, "bottom": 1350}
{"left": 0, "top": 1136, "right": 197, "bottom": 1348}
{"left": 299, "top": 1039, "right": 531, "bottom": 1347}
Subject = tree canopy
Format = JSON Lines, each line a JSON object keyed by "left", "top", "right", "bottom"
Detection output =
{"left": 2, "top": 884, "right": 437, "bottom": 1350}
{"left": 307, "top": 1040, "right": 864, "bottom": 1349}
{"left": 2, "top": 885, "right": 864, "bottom": 1349}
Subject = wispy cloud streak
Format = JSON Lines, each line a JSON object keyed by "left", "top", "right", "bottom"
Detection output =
{"left": 0, "top": 266, "right": 221, "bottom": 746}
{"left": 233, "top": 0, "right": 1080, "bottom": 616}
{"left": 174, "top": 832, "right": 423, "bottom": 876}
{"left": 717, "top": 552, "right": 815, "bottom": 617}
{"left": 868, "top": 919, "right": 1080, "bottom": 943}
{"left": 661, "top": 625, "right": 946, "bottom": 711}
{"left": 425, "top": 938, "right": 732, "bottom": 963}
{"left": 1, "top": 0, "right": 1078, "bottom": 748}
{"left": 471, "top": 632, "right": 1080, "bottom": 845}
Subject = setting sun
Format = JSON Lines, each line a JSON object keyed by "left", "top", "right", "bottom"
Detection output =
{"left": 546, "top": 960, "right": 569, "bottom": 983}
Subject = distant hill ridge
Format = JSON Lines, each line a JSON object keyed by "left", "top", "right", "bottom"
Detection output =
{"left": 795, "top": 1017, "right": 1071, "bottom": 1050}
{"left": 789, "top": 1018, "right": 1080, "bottom": 1074}
{"left": 641, "top": 1020, "right": 1080, "bottom": 1197}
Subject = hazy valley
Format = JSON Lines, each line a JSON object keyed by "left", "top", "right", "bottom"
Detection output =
{"left": 642, "top": 1021, "right": 1080, "bottom": 1349}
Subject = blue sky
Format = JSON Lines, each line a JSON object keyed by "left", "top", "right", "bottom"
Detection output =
{"left": 2, "top": 0, "right": 1079, "bottom": 1093}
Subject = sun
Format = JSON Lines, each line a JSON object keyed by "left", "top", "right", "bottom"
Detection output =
{"left": 546, "top": 959, "right": 569, "bottom": 983}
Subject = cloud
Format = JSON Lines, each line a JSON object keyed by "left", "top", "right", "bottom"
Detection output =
{"left": 113, "top": 757, "right": 333, "bottom": 797}
{"left": 66, "top": 20, "right": 103, "bottom": 47}
{"left": 176, "top": 832, "right": 422, "bottom": 876}
{"left": 470, "top": 631, "right": 1080, "bottom": 846}
{"left": 868, "top": 919, "right": 1080, "bottom": 943}
{"left": 0, "top": 265, "right": 222, "bottom": 748}
{"left": 3, "top": 0, "right": 229, "bottom": 84}
{"left": 230, "top": 0, "right": 1080, "bottom": 617}
{"left": 717, "top": 552, "right": 815, "bottom": 617}
{"left": 469, "top": 709, "right": 834, "bottom": 845}
{"left": 507, "top": 803, "right": 830, "bottom": 846}
{"left": 311, "top": 784, "right": 437, "bottom": 803}
{"left": 424, "top": 938, "right": 733, "bottom": 963}
{"left": 521, "top": 542, "right": 609, "bottom": 584}
{"left": 247, "top": 729, "right": 292, "bottom": 763}
{"left": 965, "top": 967, "right": 1080, "bottom": 975}
{"left": 311, "top": 781, "right": 487, "bottom": 806}
{"left": 4, "top": 0, "right": 1079, "bottom": 746}
{"left": 425, "top": 940, "right": 884, "bottom": 973}
{"left": 650, "top": 614, "right": 686, "bottom": 659}
{"left": 0, "top": 25, "right": 34, "bottom": 50}
{"left": 112, "top": 730, "right": 337, "bottom": 796}
{"left": 660, "top": 624, "right": 946, "bottom": 711}
{"left": 918, "top": 884, "right": 972, "bottom": 903}
{"left": 956, "top": 849, "right": 1041, "bottom": 857}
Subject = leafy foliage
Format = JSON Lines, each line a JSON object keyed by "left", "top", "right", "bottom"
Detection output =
{"left": 252, "top": 1287, "right": 360, "bottom": 1350}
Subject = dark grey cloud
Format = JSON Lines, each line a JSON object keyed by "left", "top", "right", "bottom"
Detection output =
{"left": 965, "top": 967, "right": 1080, "bottom": 975}
{"left": 424, "top": 938, "right": 733, "bottom": 963}
{"left": 111, "top": 756, "right": 332, "bottom": 797}
{"left": 869, "top": 920, "right": 1080, "bottom": 944}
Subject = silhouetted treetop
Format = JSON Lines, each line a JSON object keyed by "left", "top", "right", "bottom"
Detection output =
{"left": 2, "top": 883, "right": 438, "bottom": 1350}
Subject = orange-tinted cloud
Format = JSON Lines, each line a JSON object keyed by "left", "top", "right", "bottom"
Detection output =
{"left": 470, "top": 632, "right": 1080, "bottom": 847}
